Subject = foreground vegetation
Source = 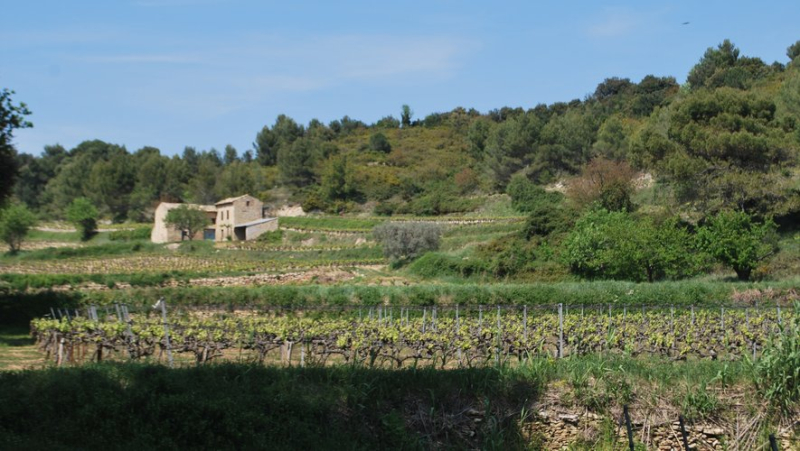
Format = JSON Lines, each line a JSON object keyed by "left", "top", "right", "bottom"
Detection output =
{"left": 1, "top": 354, "right": 797, "bottom": 450}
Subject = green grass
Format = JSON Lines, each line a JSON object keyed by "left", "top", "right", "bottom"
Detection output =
{"left": 1, "top": 240, "right": 160, "bottom": 262}
{"left": 5, "top": 280, "right": 797, "bottom": 326}
{"left": 280, "top": 216, "right": 386, "bottom": 232}
{"left": 0, "top": 363, "right": 534, "bottom": 450}
{"left": 0, "top": 325, "right": 40, "bottom": 371}
{"left": 25, "top": 229, "right": 85, "bottom": 242}
{"left": 0, "top": 356, "right": 791, "bottom": 450}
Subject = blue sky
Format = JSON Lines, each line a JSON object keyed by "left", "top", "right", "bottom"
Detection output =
{"left": 4, "top": 1, "right": 800, "bottom": 157}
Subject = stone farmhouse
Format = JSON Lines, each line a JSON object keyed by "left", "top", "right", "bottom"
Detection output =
{"left": 150, "top": 194, "right": 278, "bottom": 243}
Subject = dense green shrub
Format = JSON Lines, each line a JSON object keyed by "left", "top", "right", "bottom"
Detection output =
{"left": 256, "top": 229, "right": 284, "bottom": 244}
{"left": 11, "top": 281, "right": 774, "bottom": 313}
{"left": 66, "top": 197, "right": 98, "bottom": 241}
{"left": 108, "top": 227, "right": 152, "bottom": 241}
{"left": 407, "top": 252, "right": 489, "bottom": 278}
{"left": 697, "top": 210, "right": 779, "bottom": 281}
{"left": 506, "top": 174, "right": 563, "bottom": 213}
{"left": 0, "top": 203, "right": 37, "bottom": 253}
{"left": 564, "top": 209, "right": 699, "bottom": 282}
{"left": 0, "top": 364, "right": 533, "bottom": 450}
{"left": 368, "top": 132, "right": 392, "bottom": 153}
{"left": 754, "top": 304, "right": 800, "bottom": 413}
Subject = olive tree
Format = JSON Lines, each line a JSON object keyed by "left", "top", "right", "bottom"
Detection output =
{"left": 373, "top": 222, "right": 441, "bottom": 262}
{"left": 0, "top": 204, "right": 37, "bottom": 253}
{"left": 164, "top": 204, "right": 208, "bottom": 241}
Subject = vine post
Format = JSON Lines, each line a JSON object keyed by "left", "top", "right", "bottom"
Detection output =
{"left": 558, "top": 303, "right": 563, "bottom": 359}
{"left": 155, "top": 298, "right": 174, "bottom": 368}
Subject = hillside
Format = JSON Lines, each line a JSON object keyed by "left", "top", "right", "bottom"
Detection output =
{"left": 9, "top": 38, "right": 799, "bottom": 224}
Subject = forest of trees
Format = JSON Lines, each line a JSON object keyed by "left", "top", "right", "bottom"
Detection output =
{"left": 5, "top": 39, "right": 800, "bottom": 225}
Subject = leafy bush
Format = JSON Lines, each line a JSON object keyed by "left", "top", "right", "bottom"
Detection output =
{"left": 506, "top": 174, "right": 562, "bottom": 213}
{"left": 66, "top": 197, "right": 98, "bottom": 241}
{"left": 563, "top": 209, "right": 699, "bottom": 282}
{"left": 697, "top": 210, "right": 779, "bottom": 281}
{"left": 373, "top": 199, "right": 402, "bottom": 216}
{"left": 753, "top": 304, "right": 800, "bottom": 413}
{"left": 523, "top": 199, "right": 571, "bottom": 239}
{"left": 405, "top": 192, "right": 480, "bottom": 216}
{"left": 373, "top": 222, "right": 442, "bottom": 261}
{"left": 0, "top": 204, "right": 37, "bottom": 253}
{"left": 256, "top": 230, "right": 284, "bottom": 244}
{"left": 368, "top": 132, "right": 392, "bottom": 153}
{"left": 407, "top": 252, "right": 489, "bottom": 278}
{"left": 108, "top": 227, "right": 152, "bottom": 241}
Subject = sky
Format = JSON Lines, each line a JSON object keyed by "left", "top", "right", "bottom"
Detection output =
{"left": 4, "top": 1, "right": 800, "bottom": 157}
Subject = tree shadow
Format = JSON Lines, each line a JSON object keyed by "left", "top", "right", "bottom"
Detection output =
{"left": 0, "top": 326, "right": 35, "bottom": 347}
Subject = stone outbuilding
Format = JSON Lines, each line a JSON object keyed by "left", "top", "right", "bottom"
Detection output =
{"left": 151, "top": 194, "right": 278, "bottom": 243}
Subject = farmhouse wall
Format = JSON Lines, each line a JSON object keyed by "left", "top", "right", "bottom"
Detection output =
{"left": 244, "top": 218, "right": 278, "bottom": 241}
{"left": 152, "top": 194, "right": 272, "bottom": 243}
{"left": 151, "top": 202, "right": 214, "bottom": 243}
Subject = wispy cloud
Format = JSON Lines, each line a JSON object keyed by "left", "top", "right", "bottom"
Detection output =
{"left": 55, "top": 32, "right": 477, "bottom": 119}
{"left": 330, "top": 35, "right": 466, "bottom": 80}
{"left": 0, "top": 29, "right": 122, "bottom": 47}
{"left": 587, "top": 9, "right": 642, "bottom": 38}
{"left": 132, "top": 0, "right": 224, "bottom": 6}
{"left": 75, "top": 54, "right": 201, "bottom": 64}
{"left": 243, "top": 75, "right": 329, "bottom": 93}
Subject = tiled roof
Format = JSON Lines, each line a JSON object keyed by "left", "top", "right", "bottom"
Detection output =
{"left": 215, "top": 194, "right": 252, "bottom": 205}
{"left": 234, "top": 217, "right": 277, "bottom": 228}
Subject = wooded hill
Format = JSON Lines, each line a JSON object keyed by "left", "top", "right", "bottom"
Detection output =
{"left": 11, "top": 39, "right": 800, "bottom": 223}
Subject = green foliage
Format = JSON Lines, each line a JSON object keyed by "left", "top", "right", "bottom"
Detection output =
{"left": 485, "top": 112, "right": 544, "bottom": 188}
{"left": 108, "top": 227, "right": 152, "bottom": 241}
{"left": 254, "top": 114, "right": 303, "bottom": 166}
{"left": 0, "top": 88, "right": 32, "bottom": 206}
{"left": 687, "top": 39, "right": 775, "bottom": 91}
{"left": 320, "top": 155, "right": 361, "bottom": 207}
{"left": 403, "top": 188, "right": 481, "bottom": 216}
{"left": 0, "top": 204, "right": 37, "bottom": 253}
{"left": 373, "top": 222, "right": 442, "bottom": 261}
{"left": 255, "top": 229, "right": 284, "bottom": 244}
{"left": 407, "top": 252, "right": 489, "bottom": 279}
{"left": 754, "top": 304, "right": 800, "bottom": 413}
{"left": 6, "top": 38, "right": 800, "bottom": 242}
{"left": 279, "top": 216, "right": 384, "bottom": 232}
{"left": 66, "top": 197, "right": 98, "bottom": 241}
{"left": 680, "top": 383, "right": 719, "bottom": 421}
{"left": 566, "top": 157, "right": 637, "bottom": 213}
{"left": 523, "top": 199, "right": 570, "bottom": 239}
{"left": 400, "top": 104, "right": 413, "bottom": 127}
{"left": 506, "top": 174, "right": 557, "bottom": 213}
{"left": 788, "top": 40, "right": 800, "bottom": 62}
{"left": 563, "top": 209, "right": 698, "bottom": 282}
{"left": 277, "top": 137, "right": 317, "bottom": 186}
{"left": 163, "top": 204, "right": 209, "bottom": 241}
{"left": 368, "top": 132, "right": 392, "bottom": 153}
{"left": 477, "top": 234, "right": 543, "bottom": 278}
{"left": 697, "top": 210, "right": 779, "bottom": 280}
{"left": 0, "top": 363, "right": 537, "bottom": 450}
{"left": 598, "top": 179, "right": 636, "bottom": 212}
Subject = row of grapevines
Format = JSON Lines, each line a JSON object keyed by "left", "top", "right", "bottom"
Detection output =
{"left": 31, "top": 307, "right": 795, "bottom": 368}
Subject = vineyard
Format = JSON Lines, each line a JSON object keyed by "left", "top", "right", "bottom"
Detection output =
{"left": 31, "top": 303, "right": 796, "bottom": 368}
{"left": 0, "top": 250, "right": 385, "bottom": 275}
{"left": 278, "top": 215, "right": 524, "bottom": 233}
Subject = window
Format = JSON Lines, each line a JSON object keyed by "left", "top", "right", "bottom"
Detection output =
{"left": 246, "top": 201, "right": 250, "bottom": 207}
{"left": 227, "top": 210, "right": 230, "bottom": 220}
